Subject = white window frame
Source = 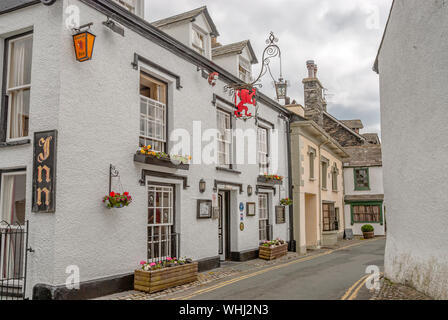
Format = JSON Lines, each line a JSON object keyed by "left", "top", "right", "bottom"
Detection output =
{"left": 147, "top": 183, "right": 175, "bottom": 261}
{"left": 258, "top": 193, "right": 269, "bottom": 242}
{"left": 139, "top": 73, "right": 167, "bottom": 152}
{"left": 191, "top": 26, "right": 206, "bottom": 56}
{"left": 5, "top": 33, "right": 33, "bottom": 142}
{"left": 238, "top": 57, "right": 252, "bottom": 83}
{"left": 217, "top": 108, "right": 232, "bottom": 167}
{"left": 0, "top": 171, "right": 26, "bottom": 224}
{"left": 257, "top": 126, "right": 269, "bottom": 174}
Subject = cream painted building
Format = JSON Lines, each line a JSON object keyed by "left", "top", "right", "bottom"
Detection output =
{"left": 289, "top": 109, "right": 348, "bottom": 254}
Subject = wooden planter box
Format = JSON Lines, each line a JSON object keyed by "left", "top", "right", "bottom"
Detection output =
{"left": 259, "top": 243, "right": 288, "bottom": 260}
{"left": 363, "top": 231, "right": 375, "bottom": 239}
{"left": 134, "top": 262, "right": 198, "bottom": 294}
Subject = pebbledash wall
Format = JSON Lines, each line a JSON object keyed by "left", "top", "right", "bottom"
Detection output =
{"left": 375, "top": 0, "right": 448, "bottom": 299}
{"left": 0, "top": 1, "right": 291, "bottom": 299}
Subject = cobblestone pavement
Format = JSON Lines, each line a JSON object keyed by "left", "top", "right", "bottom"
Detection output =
{"left": 370, "top": 277, "right": 433, "bottom": 300}
{"left": 98, "top": 236, "right": 379, "bottom": 300}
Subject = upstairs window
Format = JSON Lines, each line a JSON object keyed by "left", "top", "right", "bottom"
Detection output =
{"left": 321, "top": 158, "right": 329, "bottom": 190}
{"left": 192, "top": 29, "right": 205, "bottom": 56}
{"left": 113, "top": 0, "right": 136, "bottom": 13}
{"left": 354, "top": 168, "right": 370, "bottom": 191}
{"left": 331, "top": 164, "right": 339, "bottom": 191}
{"left": 217, "top": 109, "right": 232, "bottom": 167}
{"left": 140, "top": 72, "right": 167, "bottom": 152}
{"left": 308, "top": 147, "right": 316, "bottom": 180}
{"left": 239, "top": 58, "right": 251, "bottom": 83}
{"left": 4, "top": 33, "right": 33, "bottom": 140}
{"left": 257, "top": 126, "right": 269, "bottom": 174}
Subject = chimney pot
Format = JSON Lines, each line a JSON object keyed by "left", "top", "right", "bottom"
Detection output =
{"left": 306, "top": 60, "right": 316, "bottom": 78}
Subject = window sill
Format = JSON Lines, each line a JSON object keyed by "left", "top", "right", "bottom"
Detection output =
{"left": 0, "top": 139, "right": 31, "bottom": 148}
{"left": 309, "top": 178, "right": 317, "bottom": 181}
{"left": 216, "top": 167, "right": 241, "bottom": 174}
{"left": 134, "top": 153, "right": 189, "bottom": 170}
{"left": 321, "top": 188, "right": 328, "bottom": 191}
{"left": 257, "top": 176, "right": 283, "bottom": 185}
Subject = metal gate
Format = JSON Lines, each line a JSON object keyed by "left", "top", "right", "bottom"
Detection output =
{"left": 0, "top": 220, "right": 30, "bottom": 300}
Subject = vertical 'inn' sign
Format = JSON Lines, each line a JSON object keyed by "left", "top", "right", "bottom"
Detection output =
{"left": 32, "top": 130, "right": 57, "bottom": 212}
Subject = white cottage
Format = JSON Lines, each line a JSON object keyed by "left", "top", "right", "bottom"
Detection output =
{"left": 0, "top": 0, "right": 293, "bottom": 299}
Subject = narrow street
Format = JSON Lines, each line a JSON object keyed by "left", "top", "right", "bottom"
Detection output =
{"left": 163, "top": 238, "right": 385, "bottom": 300}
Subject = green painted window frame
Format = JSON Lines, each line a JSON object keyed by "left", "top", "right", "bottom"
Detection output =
{"left": 349, "top": 201, "right": 383, "bottom": 226}
{"left": 353, "top": 167, "right": 370, "bottom": 191}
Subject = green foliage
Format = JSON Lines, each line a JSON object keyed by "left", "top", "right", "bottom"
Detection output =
{"left": 361, "top": 224, "right": 374, "bottom": 232}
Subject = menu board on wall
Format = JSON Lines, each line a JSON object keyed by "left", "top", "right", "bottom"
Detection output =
{"left": 275, "top": 206, "right": 286, "bottom": 224}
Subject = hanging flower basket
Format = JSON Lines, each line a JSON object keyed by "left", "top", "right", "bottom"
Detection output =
{"left": 280, "top": 198, "right": 293, "bottom": 206}
{"left": 103, "top": 191, "right": 132, "bottom": 209}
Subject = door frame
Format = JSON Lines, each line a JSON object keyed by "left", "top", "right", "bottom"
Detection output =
{"left": 218, "top": 190, "right": 231, "bottom": 261}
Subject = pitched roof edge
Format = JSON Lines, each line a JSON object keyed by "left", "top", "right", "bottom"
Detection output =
{"left": 323, "top": 112, "right": 366, "bottom": 141}
{"left": 373, "top": 0, "right": 395, "bottom": 74}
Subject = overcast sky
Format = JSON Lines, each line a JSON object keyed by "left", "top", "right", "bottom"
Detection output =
{"left": 145, "top": 0, "right": 392, "bottom": 136}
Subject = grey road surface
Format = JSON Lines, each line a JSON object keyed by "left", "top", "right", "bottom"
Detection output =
{"left": 170, "top": 238, "right": 385, "bottom": 300}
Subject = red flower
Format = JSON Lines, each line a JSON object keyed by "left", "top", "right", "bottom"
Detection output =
{"left": 110, "top": 191, "right": 115, "bottom": 197}
{"left": 124, "top": 192, "right": 129, "bottom": 196}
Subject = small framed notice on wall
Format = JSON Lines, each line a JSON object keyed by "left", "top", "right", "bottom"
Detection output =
{"left": 275, "top": 206, "right": 286, "bottom": 224}
{"left": 197, "top": 200, "right": 212, "bottom": 219}
{"left": 246, "top": 202, "right": 256, "bottom": 216}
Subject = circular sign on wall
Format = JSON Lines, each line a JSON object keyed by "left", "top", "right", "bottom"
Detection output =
{"left": 239, "top": 202, "right": 245, "bottom": 212}
{"left": 240, "top": 222, "right": 245, "bottom": 231}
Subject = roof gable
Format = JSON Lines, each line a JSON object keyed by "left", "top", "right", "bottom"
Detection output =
{"left": 151, "top": 6, "right": 219, "bottom": 36}
{"left": 212, "top": 40, "right": 258, "bottom": 64}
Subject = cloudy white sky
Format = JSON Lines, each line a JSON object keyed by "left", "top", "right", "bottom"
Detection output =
{"left": 145, "top": 0, "right": 392, "bottom": 136}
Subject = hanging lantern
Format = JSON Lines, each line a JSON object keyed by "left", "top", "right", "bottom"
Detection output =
{"left": 73, "top": 26, "right": 96, "bottom": 62}
{"left": 274, "top": 77, "right": 288, "bottom": 100}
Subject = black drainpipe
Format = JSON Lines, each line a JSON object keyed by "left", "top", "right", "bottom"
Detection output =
{"left": 286, "top": 116, "right": 296, "bottom": 252}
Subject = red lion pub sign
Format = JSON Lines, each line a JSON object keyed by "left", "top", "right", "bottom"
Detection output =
{"left": 32, "top": 130, "right": 57, "bottom": 213}
{"left": 234, "top": 88, "right": 257, "bottom": 119}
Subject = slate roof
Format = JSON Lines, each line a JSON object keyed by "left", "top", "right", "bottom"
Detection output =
{"left": 0, "top": 0, "right": 38, "bottom": 14}
{"left": 212, "top": 40, "right": 258, "bottom": 64}
{"left": 343, "top": 145, "right": 382, "bottom": 167}
{"left": 362, "top": 133, "right": 381, "bottom": 145}
{"left": 151, "top": 6, "right": 219, "bottom": 36}
{"left": 341, "top": 119, "right": 364, "bottom": 130}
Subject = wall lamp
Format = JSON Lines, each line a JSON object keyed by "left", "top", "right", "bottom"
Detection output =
{"left": 199, "top": 179, "right": 206, "bottom": 193}
{"left": 103, "top": 17, "right": 125, "bottom": 37}
{"left": 247, "top": 185, "right": 253, "bottom": 197}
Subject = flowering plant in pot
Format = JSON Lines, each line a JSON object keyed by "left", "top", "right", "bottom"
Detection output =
{"left": 139, "top": 145, "right": 191, "bottom": 164}
{"left": 280, "top": 198, "right": 293, "bottom": 206}
{"left": 139, "top": 257, "right": 193, "bottom": 271}
{"left": 361, "top": 224, "right": 375, "bottom": 239}
{"left": 261, "top": 238, "right": 286, "bottom": 248}
{"left": 103, "top": 191, "right": 132, "bottom": 208}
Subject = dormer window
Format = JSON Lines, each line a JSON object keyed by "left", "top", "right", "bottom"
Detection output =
{"left": 239, "top": 57, "right": 251, "bottom": 83}
{"left": 113, "top": 0, "right": 136, "bottom": 13}
{"left": 192, "top": 28, "right": 206, "bottom": 56}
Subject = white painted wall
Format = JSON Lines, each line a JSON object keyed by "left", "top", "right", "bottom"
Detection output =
{"left": 0, "top": 0, "right": 290, "bottom": 297}
{"left": 377, "top": 0, "right": 448, "bottom": 299}
{"left": 343, "top": 166, "right": 385, "bottom": 236}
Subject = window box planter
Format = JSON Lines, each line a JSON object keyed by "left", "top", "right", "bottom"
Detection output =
{"left": 134, "top": 152, "right": 189, "bottom": 170}
{"left": 361, "top": 224, "right": 375, "bottom": 239}
{"left": 258, "top": 243, "right": 288, "bottom": 260}
{"left": 257, "top": 175, "right": 283, "bottom": 185}
{"left": 134, "top": 262, "right": 198, "bottom": 293}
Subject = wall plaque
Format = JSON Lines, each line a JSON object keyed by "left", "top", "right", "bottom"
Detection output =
{"left": 275, "top": 206, "right": 286, "bottom": 224}
{"left": 32, "top": 130, "right": 57, "bottom": 213}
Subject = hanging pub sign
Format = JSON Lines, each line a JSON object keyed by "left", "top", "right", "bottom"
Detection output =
{"left": 234, "top": 88, "right": 256, "bottom": 119}
{"left": 72, "top": 23, "right": 96, "bottom": 62}
{"left": 32, "top": 130, "right": 58, "bottom": 213}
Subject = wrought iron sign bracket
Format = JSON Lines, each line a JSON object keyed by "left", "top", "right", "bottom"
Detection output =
{"left": 109, "top": 164, "right": 119, "bottom": 194}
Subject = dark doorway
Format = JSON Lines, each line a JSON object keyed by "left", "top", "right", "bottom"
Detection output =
{"left": 218, "top": 191, "right": 231, "bottom": 260}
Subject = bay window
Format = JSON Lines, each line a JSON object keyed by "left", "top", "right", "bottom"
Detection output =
{"left": 140, "top": 72, "right": 167, "bottom": 152}
{"left": 3, "top": 33, "right": 33, "bottom": 141}
{"left": 351, "top": 203, "right": 382, "bottom": 223}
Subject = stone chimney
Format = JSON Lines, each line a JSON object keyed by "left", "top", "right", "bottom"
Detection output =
{"left": 303, "top": 60, "right": 326, "bottom": 127}
{"left": 211, "top": 36, "right": 221, "bottom": 48}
